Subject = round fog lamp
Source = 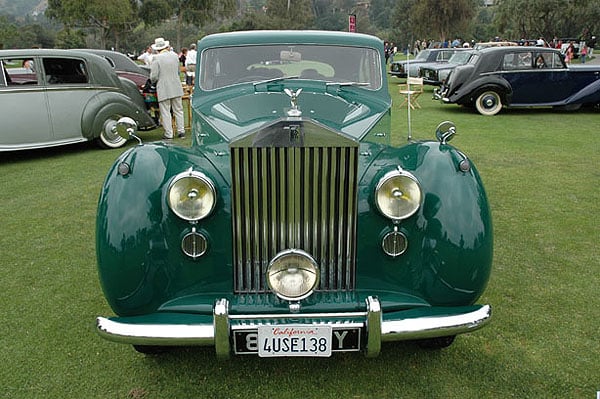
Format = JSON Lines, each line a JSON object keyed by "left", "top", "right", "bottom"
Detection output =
{"left": 267, "top": 249, "right": 319, "bottom": 301}
{"left": 168, "top": 170, "right": 216, "bottom": 221}
{"left": 382, "top": 230, "right": 408, "bottom": 257}
{"left": 375, "top": 170, "right": 422, "bottom": 221}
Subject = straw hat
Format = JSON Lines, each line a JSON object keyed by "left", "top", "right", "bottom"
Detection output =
{"left": 151, "top": 37, "right": 170, "bottom": 51}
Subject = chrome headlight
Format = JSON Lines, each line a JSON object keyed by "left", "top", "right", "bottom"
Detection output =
{"left": 168, "top": 170, "right": 216, "bottom": 221}
{"left": 267, "top": 249, "right": 319, "bottom": 301}
{"left": 375, "top": 169, "right": 422, "bottom": 221}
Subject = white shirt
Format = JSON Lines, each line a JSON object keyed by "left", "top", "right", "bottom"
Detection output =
{"left": 185, "top": 49, "right": 197, "bottom": 67}
{"left": 138, "top": 51, "right": 153, "bottom": 65}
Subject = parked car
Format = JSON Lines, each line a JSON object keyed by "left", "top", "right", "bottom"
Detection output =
{"left": 75, "top": 49, "right": 150, "bottom": 91}
{"left": 420, "top": 49, "right": 475, "bottom": 86}
{"left": 473, "top": 41, "right": 518, "bottom": 50}
{"left": 95, "top": 30, "right": 493, "bottom": 357}
{"left": 437, "top": 46, "right": 600, "bottom": 115}
{"left": 389, "top": 48, "right": 466, "bottom": 78}
{"left": 422, "top": 41, "right": 521, "bottom": 86}
{"left": 0, "top": 49, "right": 156, "bottom": 151}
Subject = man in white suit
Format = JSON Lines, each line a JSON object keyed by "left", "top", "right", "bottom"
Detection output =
{"left": 150, "top": 37, "right": 185, "bottom": 139}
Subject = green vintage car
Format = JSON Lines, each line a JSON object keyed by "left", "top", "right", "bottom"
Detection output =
{"left": 96, "top": 30, "right": 493, "bottom": 357}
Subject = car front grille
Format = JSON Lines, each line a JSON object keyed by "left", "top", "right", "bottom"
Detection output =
{"left": 230, "top": 131, "right": 358, "bottom": 294}
{"left": 422, "top": 69, "right": 437, "bottom": 80}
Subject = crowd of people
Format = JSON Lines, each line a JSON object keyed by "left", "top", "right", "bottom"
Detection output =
{"left": 384, "top": 34, "right": 597, "bottom": 64}
{"left": 136, "top": 38, "right": 197, "bottom": 140}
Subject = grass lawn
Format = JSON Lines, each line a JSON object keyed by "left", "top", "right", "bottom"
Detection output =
{"left": 0, "top": 79, "right": 598, "bottom": 399}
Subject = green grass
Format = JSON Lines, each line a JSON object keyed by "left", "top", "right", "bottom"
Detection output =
{"left": 1, "top": 82, "right": 599, "bottom": 398}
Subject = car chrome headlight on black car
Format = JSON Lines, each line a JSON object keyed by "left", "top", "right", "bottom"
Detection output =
{"left": 168, "top": 169, "right": 216, "bottom": 221}
{"left": 375, "top": 169, "right": 422, "bottom": 221}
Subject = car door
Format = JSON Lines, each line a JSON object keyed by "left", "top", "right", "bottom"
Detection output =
{"left": 502, "top": 51, "right": 571, "bottom": 104}
{"left": 42, "top": 56, "right": 96, "bottom": 142}
{"left": 0, "top": 57, "right": 53, "bottom": 150}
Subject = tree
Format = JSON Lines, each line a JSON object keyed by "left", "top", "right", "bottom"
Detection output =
{"left": 411, "top": 0, "right": 477, "bottom": 43}
{"left": 139, "top": 0, "right": 237, "bottom": 49}
{"left": 0, "top": 15, "right": 18, "bottom": 49}
{"left": 263, "top": 0, "right": 314, "bottom": 29}
{"left": 46, "top": 0, "right": 139, "bottom": 49}
{"left": 493, "top": 0, "right": 600, "bottom": 41}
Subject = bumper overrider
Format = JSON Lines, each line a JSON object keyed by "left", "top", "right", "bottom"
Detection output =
{"left": 96, "top": 297, "right": 491, "bottom": 357}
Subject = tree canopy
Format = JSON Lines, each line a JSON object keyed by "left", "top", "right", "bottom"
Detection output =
{"left": 2, "top": 0, "right": 599, "bottom": 52}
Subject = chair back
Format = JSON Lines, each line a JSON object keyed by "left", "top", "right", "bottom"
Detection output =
{"left": 406, "top": 77, "right": 423, "bottom": 92}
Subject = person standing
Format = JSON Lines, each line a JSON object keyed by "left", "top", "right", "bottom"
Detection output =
{"left": 137, "top": 46, "right": 153, "bottom": 65}
{"left": 150, "top": 37, "right": 185, "bottom": 139}
{"left": 185, "top": 44, "right": 197, "bottom": 86}
{"left": 564, "top": 42, "right": 575, "bottom": 64}
{"left": 580, "top": 44, "right": 587, "bottom": 63}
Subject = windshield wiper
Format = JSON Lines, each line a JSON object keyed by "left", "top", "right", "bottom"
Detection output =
{"left": 325, "top": 82, "right": 370, "bottom": 87}
{"left": 253, "top": 75, "right": 300, "bottom": 87}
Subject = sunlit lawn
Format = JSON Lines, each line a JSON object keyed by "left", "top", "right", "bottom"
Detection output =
{"left": 0, "top": 78, "right": 598, "bottom": 398}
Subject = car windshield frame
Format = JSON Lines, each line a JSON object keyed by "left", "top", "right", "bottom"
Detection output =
{"left": 199, "top": 44, "right": 382, "bottom": 91}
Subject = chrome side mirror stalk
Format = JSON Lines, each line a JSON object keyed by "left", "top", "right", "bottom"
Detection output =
{"left": 116, "top": 117, "right": 142, "bottom": 145}
{"left": 435, "top": 121, "right": 457, "bottom": 144}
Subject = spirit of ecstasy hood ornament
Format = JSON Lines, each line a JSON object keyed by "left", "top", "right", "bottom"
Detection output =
{"left": 284, "top": 88, "right": 302, "bottom": 117}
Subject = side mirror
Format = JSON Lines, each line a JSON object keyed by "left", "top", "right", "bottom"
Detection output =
{"left": 435, "top": 121, "right": 457, "bottom": 144}
{"left": 116, "top": 117, "right": 142, "bottom": 145}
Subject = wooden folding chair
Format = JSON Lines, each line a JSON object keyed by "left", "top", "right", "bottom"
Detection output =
{"left": 398, "top": 77, "right": 424, "bottom": 109}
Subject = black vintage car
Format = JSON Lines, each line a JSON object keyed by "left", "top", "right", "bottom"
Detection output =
{"left": 437, "top": 46, "right": 600, "bottom": 115}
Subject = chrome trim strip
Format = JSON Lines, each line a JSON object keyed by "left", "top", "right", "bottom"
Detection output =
{"left": 381, "top": 304, "right": 492, "bottom": 341}
{"left": 365, "top": 296, "right": 382, "bottom": 357}
{"left": 228, "top": 311, "right": 367, "bottom": 320}
{"left": 214, "top": 298, "right": 230, "bottom": 358}
{"left": 230, "top": 322, "right": 364, "bottom": 331}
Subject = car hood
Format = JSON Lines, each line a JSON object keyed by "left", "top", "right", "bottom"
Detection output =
{"left": 195, "top": 86, "right": 390, "bottom": 142}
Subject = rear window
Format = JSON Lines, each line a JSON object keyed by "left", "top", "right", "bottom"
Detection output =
{"left": 42, "top": 58, "right": 89, "bottom": 84}
{"left": 1, "top": 58, "right": 38, "bottom": 86}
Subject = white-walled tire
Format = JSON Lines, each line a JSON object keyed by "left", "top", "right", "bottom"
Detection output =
{"left": 97, "top": 115, "right": 127, "bottom": 149}
{"left": 475, "top": 90, "right": 503, "bottom": 116}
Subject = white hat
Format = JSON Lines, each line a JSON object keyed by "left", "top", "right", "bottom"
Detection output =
{"left": 151, "top": 37, "right": 170, "bottom": 51}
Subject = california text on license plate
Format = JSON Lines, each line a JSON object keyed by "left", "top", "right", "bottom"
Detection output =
{"left": 258, "top": 325, "right": 332, "bottom": 357}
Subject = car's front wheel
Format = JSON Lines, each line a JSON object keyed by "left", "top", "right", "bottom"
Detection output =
{"left": 475, "top": 90, "right": 503, "bottom": 116}
{"left": 97, "top": 115, "right": 128, "bottom": 149}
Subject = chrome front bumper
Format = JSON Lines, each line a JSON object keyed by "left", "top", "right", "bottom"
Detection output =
{"left": 96, "top": 297, "right": 491, "bottom": 357}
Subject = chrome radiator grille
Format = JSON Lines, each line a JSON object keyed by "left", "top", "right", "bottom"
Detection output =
{"left": 231, "top": 144, "right": 358, "bottom": 293}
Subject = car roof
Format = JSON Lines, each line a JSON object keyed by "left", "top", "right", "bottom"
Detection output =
{"left": 73, "top": 49, "right": 147, "bottom": 74}
{"left": 478, "top": 45, "right": 560, "bottom": 54}
{"left": 0, "top": 48, "right": 95, "bottom": 58}
{"left": 473, "top": 41, "right": 518, "bottom": 49}
{"left": 197, "top": 30, "right": 383, "bottom": 49}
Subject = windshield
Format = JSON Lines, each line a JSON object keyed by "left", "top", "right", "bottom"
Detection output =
{"left": 200, "top": 44, "right": 382, "bottom": 91}
{"left": 414, "top": 50, "right": 430, "bottom": 61}
{"left": 448, "top": 51, "right": 473, "bottom": 64}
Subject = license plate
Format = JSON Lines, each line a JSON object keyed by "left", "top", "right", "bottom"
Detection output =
{"left": 233, "top": 326, "right": 361, "bottom": 356}
{"left": 258, "top": 325, "right": 332, "bottom": 357}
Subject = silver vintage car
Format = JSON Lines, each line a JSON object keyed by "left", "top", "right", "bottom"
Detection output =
{"left": 0, "top": 49, "right": 156, "bottom": 151}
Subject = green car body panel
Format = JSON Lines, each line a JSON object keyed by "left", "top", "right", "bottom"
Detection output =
{"left": 96, "top": 30, "right": 492, "bottom": 356}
